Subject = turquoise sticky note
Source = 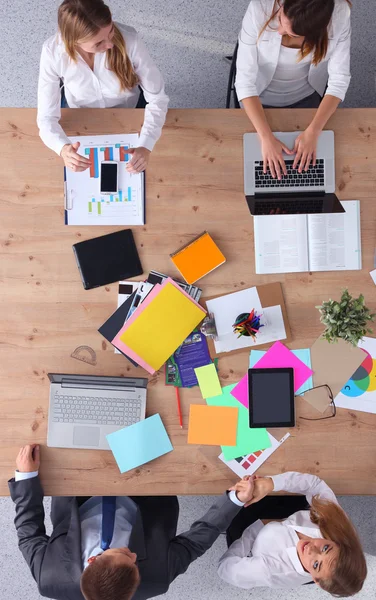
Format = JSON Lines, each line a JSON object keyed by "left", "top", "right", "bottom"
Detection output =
{"left": 249, "top": 348, "right": 313, "bottom": 395}
{"left": 106, "top": 414, "right": 173, "bottom": 473}
{"left": 206, "top": 384, "right": 271, "bottom": 461}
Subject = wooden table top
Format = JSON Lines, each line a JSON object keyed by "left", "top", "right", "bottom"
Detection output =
{"left": 1, "top": 108, "right": 376, "bottom": 496}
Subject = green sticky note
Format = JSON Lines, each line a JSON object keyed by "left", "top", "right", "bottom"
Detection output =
{"left": 194, "top": 363, "right": 222, "bottom": 399}
{"left": 206, "top": 383, "right": 271, "bottom": 460}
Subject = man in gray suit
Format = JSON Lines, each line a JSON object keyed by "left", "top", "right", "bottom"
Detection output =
{"left": 9, "top": 444, "right": 254, "bottom": 600}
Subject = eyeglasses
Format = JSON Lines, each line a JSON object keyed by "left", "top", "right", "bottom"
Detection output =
{"left": 297, "top": 384, "right": 336, "bottom": 421}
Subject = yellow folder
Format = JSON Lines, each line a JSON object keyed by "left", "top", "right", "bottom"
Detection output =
{"left": 119, "top": 280, "right": 206, "bottom": 372}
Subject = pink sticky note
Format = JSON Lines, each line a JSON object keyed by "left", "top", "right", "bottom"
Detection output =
{"left": 231, "top": 341, "right": 313, "bottom": 408}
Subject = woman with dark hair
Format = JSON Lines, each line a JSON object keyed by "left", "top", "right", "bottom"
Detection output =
{"left": 37, "top": 0, "right": 169, "bottom": 173}
{"left": 236, "top": 0, "right": 352, "bottom": 178}
{"left": 218, "top": 472, "right": 367, "bottom": 597}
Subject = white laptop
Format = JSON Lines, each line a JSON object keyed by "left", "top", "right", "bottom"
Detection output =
{"left": 243, "top": 130, "right": 344, "bottom": 215}
{"left": 47, "top": 373, "right": 147, "bottom": 450}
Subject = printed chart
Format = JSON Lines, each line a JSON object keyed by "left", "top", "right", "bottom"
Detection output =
{"left": 335, "top": 336, "right": 376, "bottom": 414}
{"left": 65, "top": 134, "right": 144, "bottom": 225}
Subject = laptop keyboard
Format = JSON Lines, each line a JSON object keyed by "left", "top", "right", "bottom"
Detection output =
{"left": 53, "top": 394, "right": 143, "bottom": 426}
{"left": 255, "top": 159, "right": 325, "bottom": 189}
{"left": 253, "top": 199, "right": 324, "bottom": 215}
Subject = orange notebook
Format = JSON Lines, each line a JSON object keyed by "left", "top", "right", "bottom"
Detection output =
{"left": 170, "top": 232, "right": 226, "bottom": 284}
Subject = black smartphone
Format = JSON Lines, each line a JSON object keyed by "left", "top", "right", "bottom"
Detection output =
{"left": 100, "top": 161, "right": 118, "bottom": 194}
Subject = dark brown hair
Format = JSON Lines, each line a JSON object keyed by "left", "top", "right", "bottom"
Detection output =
{"left": 80, "top": 554, "right": 140, "bottom": 600}
{"left": 58, "top": 0, "right": 138, "bottom": 90}
{"left": 310, "top": 497, "right": 367, "bottom": 597}
{"left": 260, "top": 0, "right": 351, "bottom": 65}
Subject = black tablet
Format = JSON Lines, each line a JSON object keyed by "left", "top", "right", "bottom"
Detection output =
{"left": 248, "top": 368, "right": 295, "bottom": 428}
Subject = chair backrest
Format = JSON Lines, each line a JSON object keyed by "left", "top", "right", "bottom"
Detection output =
{"left": 226, "top": 41, "right": 240, "bottom": 109}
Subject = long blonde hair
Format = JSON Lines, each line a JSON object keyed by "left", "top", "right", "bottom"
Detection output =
{"left": 58, "top": 0, "right": 138, "bottom": 91}
{"left": 309, "top": 497, "right": 367, "bottom": 596}
{"left": 259, "top": 0, "right": 352, "bottom": 66}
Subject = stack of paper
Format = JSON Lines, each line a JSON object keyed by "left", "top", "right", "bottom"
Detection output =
{"left": 112, "top": 278, "right": 206, "bottom": 374}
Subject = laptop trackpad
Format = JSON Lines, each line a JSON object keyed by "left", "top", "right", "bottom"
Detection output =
{"left": 73, "top": 426, "right": 100, "bottom": 447}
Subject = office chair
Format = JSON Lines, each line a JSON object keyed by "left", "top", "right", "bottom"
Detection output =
{"left": 226, "top": 41, "right": 240, "bottom": 109}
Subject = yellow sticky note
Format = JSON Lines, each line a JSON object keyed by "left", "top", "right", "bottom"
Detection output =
{"left": 188, "top": 404, "right": 238, "bottom": 446}
{"left": 194, "top": 363, "right": 222, "bottom": 399}
{"left": 119, "top": 282, "right": 205, "bottom": 371}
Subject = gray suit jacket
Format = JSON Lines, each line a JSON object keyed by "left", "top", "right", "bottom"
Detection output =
{"left": 9, "top": 476, "right": 241, "bottom": 599}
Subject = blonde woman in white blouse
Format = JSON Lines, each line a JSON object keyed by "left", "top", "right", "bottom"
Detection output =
{"left": 218, "top": 472, "right": 367, "bottom": 596}
{"left": 236, "top": 0, "right": 352, "bottom": 179}
{"left": 37, "top": 0, "right": 169, "bottom": 174}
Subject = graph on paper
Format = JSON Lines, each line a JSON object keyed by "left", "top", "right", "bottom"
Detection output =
{"left": 64, "top": 134, "right": 145, "bottom": 225}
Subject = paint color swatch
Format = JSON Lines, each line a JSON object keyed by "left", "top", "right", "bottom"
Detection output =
{"left": 170, "top": 231, "right": 226, "bottom": 284}
{"left": 206, "top": 384, "right": 271, "bottom": 461}
{"left": 194, "top": 363, "right": 222, "bottom": 399}
{"left": 106, "top": 414, "right": 173, "bottom": 473}
{"left": 187, "top": 404, "right": 238, "bottom": 446}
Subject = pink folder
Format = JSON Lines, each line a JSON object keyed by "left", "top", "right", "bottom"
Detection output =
{"left": 231, "top": 341, "right": 313, "bottom": 408}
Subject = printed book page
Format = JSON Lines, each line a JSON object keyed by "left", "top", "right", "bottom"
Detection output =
{"left": 307, "top": 201, "right": 361, "bottom": 272}
{"left": 254, "top": 214, "right": 309, "bottom": 274}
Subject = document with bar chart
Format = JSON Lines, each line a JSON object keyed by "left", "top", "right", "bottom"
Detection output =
{"left": 64, "top": 133, "right": 145, "bottom": 225}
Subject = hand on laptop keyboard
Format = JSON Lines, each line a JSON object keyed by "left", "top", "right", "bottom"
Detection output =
{"left": 292, "top": 128, "right": 320, "bottom": 173}
{"left": 260, "top": 133, "right": 294, "bottom": 180}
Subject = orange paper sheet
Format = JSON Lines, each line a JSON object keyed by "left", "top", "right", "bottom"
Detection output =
{"left": 187, "top": 404, "right": 238, "bottom": 446}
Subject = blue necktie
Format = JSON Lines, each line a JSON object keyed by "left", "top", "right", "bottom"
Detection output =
{"left": 101, "top": 496, "right": 116, "bottom": 551}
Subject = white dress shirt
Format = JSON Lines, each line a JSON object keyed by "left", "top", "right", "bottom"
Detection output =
{"left": 218, "top": 471, "right": 339, "bottom": 589}
{"left": 37, "top": 22, "right": 169, "bottom": 156}
{"left": 236, "top": 0, "right": 351, "bottom": 103}
{"left": 260, "top": 46, "right": 314, "bottom": 107}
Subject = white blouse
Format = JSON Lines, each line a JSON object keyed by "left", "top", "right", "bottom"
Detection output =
{"left": 218, "top": 471, "right": 339, "bottom": 589}
{"left": 37, "top": 23, "right": 169, "bottom": 156}
{"left": 260, "top": 46, "right": 314, "bottom": 107}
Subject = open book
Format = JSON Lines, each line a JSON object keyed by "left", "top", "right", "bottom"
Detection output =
{"left": 254, "top": 201, "right": 361, "bottom": 274}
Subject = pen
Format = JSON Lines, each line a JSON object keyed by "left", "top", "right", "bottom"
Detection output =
{"left": 175, "top": 387, "right": 183, "bottom": 429}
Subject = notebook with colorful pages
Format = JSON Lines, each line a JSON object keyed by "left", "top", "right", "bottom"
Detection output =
{"left": 111, "top": 278, "right": 206, "bottom": 374}
{"left": 170, "top": 231, "right": 226, "bottom": 284}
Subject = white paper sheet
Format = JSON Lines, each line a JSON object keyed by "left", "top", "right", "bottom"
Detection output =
{"left": 335, "top": 336, "right": 376, "bottom": 414}
{"left": 218, "top": 433, "right": 290, "bottom": 477}
{"left": 206, "top": 287, "right": 263, "bottom": 353}
{"left": 64, "top": 134, "right": 144, "bottom": 225}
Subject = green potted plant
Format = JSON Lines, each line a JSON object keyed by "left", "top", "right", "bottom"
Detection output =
{"left": 316, "top": 289, "right": 375, "bottom": 346}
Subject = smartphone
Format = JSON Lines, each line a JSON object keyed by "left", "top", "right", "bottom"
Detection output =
{"left": 100, "top": 161, "right": 118, "bottom": 194}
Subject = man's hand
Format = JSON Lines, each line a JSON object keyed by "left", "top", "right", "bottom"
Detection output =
{"left": 246, "top": 476, "right": 274, "bottom": 505}
{"left": 126, "top": 146, "right": 151, "bottom": 174}
{"left": 16, "top": 444, "right": 40, "bottom": 473}
{"left": 229, "top": 475, "right": 255, "bottom": 507}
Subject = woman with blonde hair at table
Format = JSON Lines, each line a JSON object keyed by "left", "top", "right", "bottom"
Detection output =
{"left": 218, "top": 472, "right": 367, "bottom": 596}
{"left": 37, "top": 0, "right": 169, "bottom": 174}
{"left": 236, "top": 0, "right": 352, "bottom": 178}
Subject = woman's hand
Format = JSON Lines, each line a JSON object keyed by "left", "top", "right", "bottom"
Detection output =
{"left": 60, "top": 142, "right": 91, "bottom": 172}
{"left": 260, "top": 133, "right": 294, "bottom": 180}
{"left": 229, "top": 475, "right": 255, "bottom": 507}
{"left": 16, "top": 444, "right": 40, "bottom": 473}
{"left": 126, "top": 147, "right": 151, "bottom": 174}
{"left": 293, "top": 126, "right": 320, "bottom": 172}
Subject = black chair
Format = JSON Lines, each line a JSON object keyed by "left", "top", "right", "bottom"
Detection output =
{"left": 226, "top": 41, "right": 240, "bottom": 109}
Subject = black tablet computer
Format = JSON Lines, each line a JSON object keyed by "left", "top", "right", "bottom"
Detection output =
{"left": 248, "top": 368, "right": 295, "bottom": 428}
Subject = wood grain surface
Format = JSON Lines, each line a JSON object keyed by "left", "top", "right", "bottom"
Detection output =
{"left": 0, "top": 108, "right": 375, "bottom": 496}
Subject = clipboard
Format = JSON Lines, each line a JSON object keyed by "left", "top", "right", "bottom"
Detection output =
{"left": 202, "top": 282, "right": 291, "bottom": 358}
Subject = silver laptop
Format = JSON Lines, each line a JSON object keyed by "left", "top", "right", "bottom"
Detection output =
{"left": 47, "top": 373, "right": 147, "bottom": 450}
{"left": 243, "top": 130, "right": 344, "bottom": 215}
